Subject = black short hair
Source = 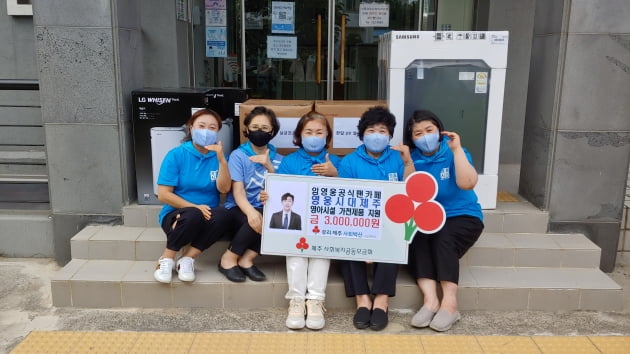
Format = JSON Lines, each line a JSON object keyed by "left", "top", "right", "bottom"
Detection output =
{"left": 242, "top": 106, "right": 280, "bottom": 138}
{"left": 403, "top": 110, "right": 445, "bottom": 148}
{"left": 357, "top": 106, "right": 396, "bottom": 140}
{"left": 281, "top": 192, "right": 294, "bottom": 201}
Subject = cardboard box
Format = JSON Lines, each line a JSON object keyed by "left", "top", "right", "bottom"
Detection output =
{"left": 238, "top": 99, "right": 314, "bottom": 156}
{"left": 315, "top": 100, "right": 387, "bottom": 156}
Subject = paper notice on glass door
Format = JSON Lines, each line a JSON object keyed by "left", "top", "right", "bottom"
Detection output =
{"left": 267, "top": 36, "right": 297, "bottom": 59}
{"left": 205, "top": 0, "right": 226, "bottom": 9}
{"left": 271, "top": 1, "right": 295, "bottom": 34}
{"left": 206, "top": 27, "right": 227, "bottom": 57}
{"left": 359, "top": 3, "right": 390, "bottom": 27}
{"left": 206, "top": 9, "right": 226, "bottom": 26}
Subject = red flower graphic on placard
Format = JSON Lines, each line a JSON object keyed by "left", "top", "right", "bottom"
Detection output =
{"left": 312, "top": 226, "right": 320, "bottom": 234}
{"left": 385, "top": 171, "right": 446, "bottom": 242}
{"left": 296, "top": 237, "right": 309, "bottom": 252}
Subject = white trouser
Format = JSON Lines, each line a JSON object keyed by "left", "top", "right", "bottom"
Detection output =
{"left": 285, "top": 256, "right": 330, "bottom": 300}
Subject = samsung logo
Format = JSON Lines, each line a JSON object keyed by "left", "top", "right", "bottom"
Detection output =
{"left": 395, "top": 34, "right": 420, "bottom": 39}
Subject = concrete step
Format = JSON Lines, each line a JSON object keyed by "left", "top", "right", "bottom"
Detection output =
{"left": 0, "top": 210, "right": 53, "bottom": 257}
{"left": 122, "top": 199, "right": 550, "bottom": 233}
{"left": 51, "top": 258, "right": 622, "bottom": 311}
{"left": 70, "top": 225, "right": 601, "bottom": 268}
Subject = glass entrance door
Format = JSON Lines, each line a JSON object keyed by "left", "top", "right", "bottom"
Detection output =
{"left": 192, "top": 1, "right": 488, "bottom": 99}
{"left": 242, "top": 0, "right": 420, "bottom": 100}
{"left": 243, "top": 0, "right": 329, "bottom": 99}
{"left": 331, "top": 0, "right": 419, "bottom": 100}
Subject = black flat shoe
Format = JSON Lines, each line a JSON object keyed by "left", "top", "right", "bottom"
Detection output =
{"left": 370, "top": 308, "right": 388, "bottom": 331}
{"left": 353, "top": 307, "right": 371, "bottom": 329}
{"left": 239, "top": 265, "right": 266, "bottom": 281}
{"left": 218, "top": 263, "right": 245, "bottom": 282}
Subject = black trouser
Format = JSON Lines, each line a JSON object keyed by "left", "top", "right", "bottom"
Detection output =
{"left": 226, "top": 206, "right": 263, "bottom": 256}
{"left": 409, "top": 215, "right": 484, "bottom": 284}
{"left": 161, "top": 206, "right": 229, "bottom": 252}
{"left": 339, "top": 260, "right": 398, "bottom": 297}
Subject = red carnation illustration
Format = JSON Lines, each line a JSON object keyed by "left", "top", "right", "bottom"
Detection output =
{"left": 385, "top": 171, "right": 446, "bottom": 242}
{"left": 296, "top": 237, "right": 309, "bottom": 252}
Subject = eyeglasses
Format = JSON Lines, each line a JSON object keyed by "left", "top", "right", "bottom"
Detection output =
{"left": 249, "top": 124, "right": 272, "bottom": 133}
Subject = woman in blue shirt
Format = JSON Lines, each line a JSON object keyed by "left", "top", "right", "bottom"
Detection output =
{"left": 337, "top": 106, "right": 414, "bottom": 331}
{"left": 218, "top": 106, "right": 283, "bottom": 282}
{"left": 404, "top": 110, "right": 484, "bottom": 332}
{"left": 276, "top": 111, "right": 340, "bottom": 330}
{"left": 153, "top": 108, "right": 231, "bottom": 283}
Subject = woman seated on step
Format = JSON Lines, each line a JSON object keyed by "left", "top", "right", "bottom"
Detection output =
{"left": 404, "top": 110, "right": 484, "bottom": 331}
{"left": 218, "top": 106, "right": 283, "bottom": 283}
{"left": 337, "top": 106, "right": 415, "bottom": 331}
{"left": 153, "top": 108, "right": 231, "bottom": 283}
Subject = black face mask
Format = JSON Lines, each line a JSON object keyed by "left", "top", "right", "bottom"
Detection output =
{"left": 247, "top": 129, "right": 273, "bottom": 147}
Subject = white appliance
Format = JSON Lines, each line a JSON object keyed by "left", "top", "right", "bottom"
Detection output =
{"left": 378, "top": 31, "right": 509, "bottom": 209}
{"left": 150, "top": 127, "right": 186, "bottom": 196}
{"left": 150, "top": 119, "right": 233, "bottom": 196}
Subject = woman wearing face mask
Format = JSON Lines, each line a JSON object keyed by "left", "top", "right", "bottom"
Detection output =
{"left": 337, "top": 106, "right": 415, "bottom": 331}
{"left": 275, "top": 111, "right": 340, "bottom": 330}
{"left": 153, "top": 109, "right": 231, "bottom": 283}
{"left": 218, "top": 106, "right": 283, "bottom": 282}
{"left": 404, "top": 110, "right": 484, "bottom": 332}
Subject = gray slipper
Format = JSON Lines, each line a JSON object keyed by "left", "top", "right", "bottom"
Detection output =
{"left": 429, "top": 309, "right": 461, "bottom": 332}
{"left": 410, "top": 306, "right": 437, "bottom": 328}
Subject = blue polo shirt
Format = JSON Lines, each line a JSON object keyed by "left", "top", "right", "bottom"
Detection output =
{"left": 157, "top": 141, "right": 224, "bottom": 225}
{"left": 338, "top": 144, "right": 405, "bottom": 181}
{"left": 224, "top": 142, "right": 283, "bottom": 209}
{"left": 277, "top": 148, "right": 341, "bottom": 176}
{"left": 411, "top": 138, "right": 483, "bottom": 221}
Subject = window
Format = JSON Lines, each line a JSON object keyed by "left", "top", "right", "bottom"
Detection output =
{"left": 7, "top": 0, "right": 32, "bottom": 16}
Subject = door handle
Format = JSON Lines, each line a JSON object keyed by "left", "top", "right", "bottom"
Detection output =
{"left": 340, "top": 15, "right": 346, "bottom": 85}
{"left": 317, "top": 14, "right": 322, "bottom": 84}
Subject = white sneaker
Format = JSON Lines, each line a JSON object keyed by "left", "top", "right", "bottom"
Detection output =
{"left": 285, "top": 298, "right": 305, "bottom": 329}
{"left": 153, "top": 257, "right": 174, "bottom": 283}
{"left": 305, "top": 299, "right": 326, "bottom": 330}
{"left": 176, "top": 257, "right": 195, "bottom": 282}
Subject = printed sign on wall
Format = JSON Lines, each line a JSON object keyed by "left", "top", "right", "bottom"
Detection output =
{"left": 262, "top": 172, "right": 446, "bottom": 263}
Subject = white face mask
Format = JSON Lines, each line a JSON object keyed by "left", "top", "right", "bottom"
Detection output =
{"left": 414, "top": 132, "right": 440, "bottom": 153}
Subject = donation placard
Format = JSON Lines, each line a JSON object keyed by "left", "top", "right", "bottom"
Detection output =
{"left": 261, "top": 172, "right": 446, "bottom": 263}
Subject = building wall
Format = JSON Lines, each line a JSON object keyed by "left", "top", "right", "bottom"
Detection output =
{"left": 32, "top": 0, "right": 143, "bottom": 264}
{"left": 5, "top": 0, "right": 627, "bottom": 271}
{"left": 140, "top": 0, "right": 191, "bottom": 88}
{"left": 0, "top": 0, "right": 54, "bottom": 257}
{"left": 520, "top": 0, "right": 630, "bottom": 271}
{"left": 488, "top": 0, "right": 536, "bottom": 165}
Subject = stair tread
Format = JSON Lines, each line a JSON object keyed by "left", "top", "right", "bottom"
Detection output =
{"left": 55, "top": 258, "right": 621, "bottom": 290}
{"left": 0, "top": 149, "right": 46, "bottom": 164}
{"left": 72, "top": 225, "right": 600, "bottom": 250}
{"left": 52, "top": 259, "right": 621, "bottom": 311}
